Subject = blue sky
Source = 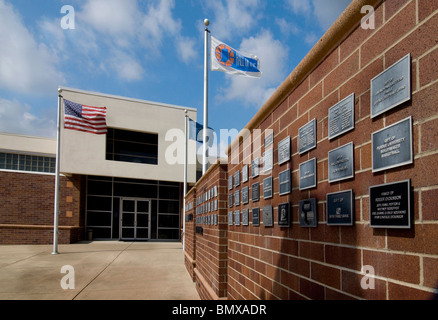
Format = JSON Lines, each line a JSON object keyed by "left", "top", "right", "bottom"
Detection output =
{"left": 0, "top": 0, "right": 351, "bottom": 152}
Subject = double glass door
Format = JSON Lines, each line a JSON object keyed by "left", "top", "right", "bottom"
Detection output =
{"left": 120, "top": 198, "right": 151, "bottom": 240}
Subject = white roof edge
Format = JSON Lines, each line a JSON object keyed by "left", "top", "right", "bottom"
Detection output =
{"left": 0, "top": 131, "right": 56, "bottom": 141}
{"left": 59, "top": 86, "right": 198, "bottom": 112}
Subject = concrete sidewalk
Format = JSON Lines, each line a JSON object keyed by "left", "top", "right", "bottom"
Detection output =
{"left": 0, "top": 241, "right": 200, "bottom": 300}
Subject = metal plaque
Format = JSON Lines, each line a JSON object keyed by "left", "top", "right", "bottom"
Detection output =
{"left": 279, "top": 169, "right": 291, "bottom": 195}
{"left": 278, "top": 136, "right": 291, "bottom": 165}
{"left": 265, "top": 131, "right": 274, "bottom": 147}
{"left": 228, "top": 212, "right": 233, "bottom": 226}
{"left": 299, "top": 198, "right": 318, "bottom": 227}
{"left": 242, "top": 209, "right": 249, "bottom": 226}
{"left": 299, "top": 118, "right": 317, "bottom": 154}
{"left": 252, "top": 158, "right": 260, "bottom": 178}
{"left": 327, "top": 190, "right": 354, "bottom": 226}
{"left": 263, "top": 205, "right": 273, "bottom": 227}
{"left": 263, "top": 176, "right": 273, "bottom": 199}
{"left": 328, "top": 142, "right": 354, "bottom": 183}
{"left": 372, "top": 116, "right": 413, "bottom": 173}
{"left": 252, "top": 207, "right": 260, "bottom": 226}
{"left": 234, "top": 190, "right": 240, "bottom": 206}
{"left": 228, "top": 175, "right": 233, "bottom": 190}
{"left": 252, "top": 182, "right": 260, "bottom": 202}
{"left": 242, "top": 165, "right": 249, "bottom": 183}
{"left": 371, "top": 53, "right": 411, "bottom": 118}
{"left": 214, "top": 214, "right": 218, "bottom": 225}
{"left": 234, "top": 170, "right": 240, "bottom": 187}
{"left": 328, "top": 93, "right": 355, "bottom": 140}
{"left": 278, "top": 202, "right": 291, "bottom": 227}
{"left": 370, "top": 180, "right": 411, "bottom": 229}
{"left": 234, "top": 210, "right": 240, "bottom": 226}
{"left": 242, "top": 186, "right": 249, "bottom": 204}
{"left": 299, "top": 158, "right": 317, "bottom": 190}
{"left": 263, "top": 148, "right": 273, "bottom": 173}
{"left": 229, "top": 193, "right": 233, "bottom": 208}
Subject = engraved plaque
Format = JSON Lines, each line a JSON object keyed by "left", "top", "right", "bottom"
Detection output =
{"left": 234, "top": 210, "right": 240, "bottom": 226}
{"left": 252, "top": 207, "right": 260, "bottom": 226}
{"left": 278, "top": 136, "right": 291, "bottom": 165}
{"left": 299, "top": 158, "right": 317, "bottom": 190}
{"left": 234, "top": 190, "right": 240, "bottom": 206}
{"left": 214, "top": 214, "right": 218, "bottom": 225}
{"left": 242, "top": 209, "right": 249, "bottom": 226}
{"left": 242, "top": 186, "right": 249, "bottom": 204}
{"left": 234, "top": 170, "right": 240, "bottom": 187}
{"left": 328, "top": 142, "right": 354, "bottom": 183}
{"left": 299, "top": 118, "right": 317, "bottom": 154}
{"left": 252, "top": 182, "right": 260, "bottom": 202}
{"left": 327, "top": 190, "right": 354, "bottom": 226}
{"left": 265, "top": 131, "right": 274, "bottom": 147}
{"left": 371, "top": 53, "right": 411, "bottom": 118}
{"left": 278, "top": 202, "right": 291, "bottom": 227}
{"left": 263, "top": 148, "right": 273, "bottom": 173}
{"left": 252, "top": 158, "right": 260, "bottom": 178}
{"left": 242, "top": 165, "right": 249, "bottom": 183}
{"left": 228, "top": 175, "right": 233, "bottom": 190}
{"left": 279, "top": 169, "right": 291, "bottom": 195}
{"left": 229, "top": 193, "right": 233, "bottom": 208}
{"left": 328, "top": 93, "right": 355, "bottom": 140}
{"left": 263, "top": 176, "right": 273, "bottom": 199}
{"left": 372, "top": 116, "right": 413, "bottom": 173}
{"left": 370, "top": 180, "right": 411, "bottom": 229}
{"left": 299, "top": 198, "right": 318, "bottom": 228}
{"left": 228, "top": 212, "right": 233, "bottom": 225}
{"left": 263, "top": 205, "right": 273, "bottom": 227}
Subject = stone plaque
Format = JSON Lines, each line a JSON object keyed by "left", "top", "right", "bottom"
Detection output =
{"left": 299, "top": 158, "right": 317, "bottom": 190}
{"left": 299, "top": 198, "right": 318, "bottom": 228}
{"left": 328, "top": 93, "right": 355, "bottom": 140}
{"left": 279, "top": 169, "right": 291, "bottom": 195}
{"left": 234, "top": 190, "right": 240, "bottom": 206}
{"left": 228, "top": 212, "right": 233, "bottom": 226}
{"left": 252, "top": 182, "right": 260, "bottom": 202}
{"left": 251, "top": 158, "right": 260, "bottom": 178}
{"left": 278, "top": 136, "right": 291, "bottom": 165}
{"left": 263, "top": 148, "right": 273, "bottom": 173}
{"left": 265, "top": 131, "right": 274, "bottom": 147}
{"left": 263, "top": 176, "right": 273, "bottom": 199}
{"left": 299, "top": 118, "right": 317, "bottom": 154}
{"left": 327, "top": 190, "right": 354, "bottom": 226}
{"left": 278, "top": 202, "right": 291, "bottom": 227}
{"left": 263, "top": 205, "right": 273, "bottom": 227}
{"left": 234, "top": 210, "right": 240, "bottom": 226}
{"left": 372, "top": 116, "right": 413, "bottom": 173}
{"left": 252, "top": 207, "right": 260, "bottom": 226}
{"left": 242, "top": 165, "right": 249, "bottom": 183}
{"left": 371, "top": 53, "right": 411, "bottom": 118}
{"left": 229, "top": 193, "right": 233, "bottom": 208}
{"left": 228, "top": 175, "right": 233, "bottom": 190}
{"left": 242, "top": 186, "right": 249, "bottom": 204}
{"left": 328, "top": 142, "right": 354, "bottom": 183}
{"left": 370, "top": 180, "right": 411, "bottom": 229}
{"left": 242, "top": 209, "right": 249, "bottom": 226}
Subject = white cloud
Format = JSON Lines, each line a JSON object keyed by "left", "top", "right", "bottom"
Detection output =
{"left": 287, "top": 0, "right": 312, "bottom": 15}
{"left": 107, "top": 49, "right": 144, "bottom": 82}
{"left": 175, "top": 36, "right": 197, "bottom": 63}
{"left": 0, "top": 0, "right": 64, "bottom": 96}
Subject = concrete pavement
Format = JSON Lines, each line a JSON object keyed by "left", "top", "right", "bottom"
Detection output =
{"left": 0, "top": 241, "right": 200, "bottom": 300}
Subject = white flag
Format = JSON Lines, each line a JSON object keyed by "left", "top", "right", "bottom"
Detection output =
{"left": 210, "top": 36, "right": 262, "bottom": 78}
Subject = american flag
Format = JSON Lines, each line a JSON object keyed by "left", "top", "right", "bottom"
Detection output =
{"left": 64, "top": 99, "right": 107, "bottom": 134}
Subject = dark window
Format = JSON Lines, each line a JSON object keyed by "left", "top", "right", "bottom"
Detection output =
{"left": 106, "top": 128, "right": 158, "bottom": 165}
{"left": 0, "top": 152, "right": 55, "bottom": 173}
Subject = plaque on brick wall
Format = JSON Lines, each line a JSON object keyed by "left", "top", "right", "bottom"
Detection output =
{"left": 327, "top": 190, "right": 354, "bottom": 226}
{"left": 263, "top": 176, "right": 273, "bottom": 199}
{"left": 265, "top": 131, "right": 274, "bottom": 147}
{"left": 252, "top": 158, "right": 260, "bottom": 178}
{"left": 242, "top": 186, "right": 249, "bottom": 204}
{"left": 234, "top": 190, "right": 240, "bottom": 206}
{"left": 371, "top": 53, "right": 411, "bottom": 119}
{"left": 328, "top": 142, "right": 354, "bottom": 183}
{"left": 299, "top": 118, "right": 317, "bottom": 154}
{"left": 299, "top": 158, "right": 317, "bottom": 190}
{"left": 214, "top": 214, "right": 218, "bottom": 225}
{"left": 242, "top": 165, "right": 249, "bottom": 183}
{"left": 279, "top": 169, "right": 291, "bottom": 195}
{"left": 242, "top": 209, "right": 249, "bottom": 226}
{"left": 370, "top": 180, "right": 411, "bottom": 229}
{"left": 372, "top": 116, "right": 413, "bottom": 173}
{"left": 252, "top": 182, "right": 260, "bottom": 202}
{"left": 228, "top": 175, "right": 233, "bottom": 190}
{"left": 299, "top": 198, "right": 318, "bottom": 227}
{"left": 263, "top": 148, "right": 273, "bottom": 173}
{"left": 229, "top": 193, "right": 233, "bottom": 208}
{"left": 252, "top": 207, "right": 260, "bottom": 226}
{"left": 228, "top": 211, "right": 233, "bottom": 226}
{"left": 234, "top": 170, "right": 240, "bottom": 187}
{"left": 278, "top": 136, "right": 291, "bottom": 165}
{"left": 263, "top": 205, "right": 273, "bottom": 227}
{"left": 234, "top": 210, "right": 240, "bottom": 226}
{"left": 328, "top": 93, "right": 355, "bottom": 140}
{"left": 278, "top": 202, "right": 291, "bottom": 227}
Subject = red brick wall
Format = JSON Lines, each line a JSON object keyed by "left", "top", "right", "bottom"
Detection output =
{"left": 184, "top": 187, "right": 197, "bottom": 281}
{"left": 226, "top": 0, "right": 438, "bottom": 300}
{"left": 0, "top": 171, "right": 85, "bottom": 244}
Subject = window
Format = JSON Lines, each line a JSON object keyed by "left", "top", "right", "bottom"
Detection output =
{"left": 0, "top": 152, "right": 56, "bottom": 173}
{"left": 106, "top": 128, "right": 158, "bottom": 165}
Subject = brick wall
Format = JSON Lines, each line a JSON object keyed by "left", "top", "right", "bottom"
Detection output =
{"left": 184, "top": 186, "right": 197, "bottom": 281}
{"left": 224, "top": 0, "right": 438, "bottom": 300}
{"left": 0, "top": 171, "right": 85, "bottom": 244}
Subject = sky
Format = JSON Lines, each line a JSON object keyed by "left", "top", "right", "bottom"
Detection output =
{"left": 0, "top": 0, "right": 352, "bottom": 156}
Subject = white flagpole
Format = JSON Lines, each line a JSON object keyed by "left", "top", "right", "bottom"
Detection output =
{"left": 52, "top": 88, "right": 62, "bottom": 255}
{"left": 182, "top": 110, "right": 188, "bottom": 251}
{"left": 202, "top": 19, "right": 210, "bottom": 175}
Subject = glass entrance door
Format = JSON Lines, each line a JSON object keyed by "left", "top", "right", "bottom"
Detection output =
{"left": 120, "top": 198, "right": 150, "bottom": 240}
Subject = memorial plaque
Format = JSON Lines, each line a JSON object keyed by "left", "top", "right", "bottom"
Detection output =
{"left": 279, "top": 169, "right": 291, "bottom": 195}
{"left": 263, "top": 176, "right": 273, "bottom": 199}
{"left": 278, "top": 202, "right": 291, "bottom": 227}
{"left": 214, "top": 214, "right": 218, "bottom": 225}
{"left": 234, "top": 190, "right": 240, "bottom": 206}
{"left": 328, "top": 93, "right": 355, "bottom": 140}
{"left": 234, "top": 210, "right": 241, "bottom": 226}
{"left": 228, "top": 175, "right": 233, "bottom": 190}
{"left": 228, "top": 212, "right": 233, "bottom": 226}
{"left": 229, "top": 193, "right": 233, "bottom": 208}
{"left": 328, "top": 142, "right": 354, "bottom": 183}
{"left": 372, "top": 116, "right": 413, "bottom": 173}
{"left": 371, "top": 53, "right": 411, "bottom": 118}
{"left": 242, "top": 209, "right": 249, "bottom": 226}
{"left": 278, "top": 136, "right": 291, "bottom": 165}
{"left": 299, "top": 118, "right": 317, "bottom": 154}
{"left": 265, "top": 131, "right": 274, "bottom": 147}
{"left": 262, "top": 205, "right": 273, "bottom": 227}
{"left": 263, "top": 148, "right": 273, "bottom": 173}
{"left": 242, "top": 186, "right": 249, "bottom": 204}
{"left": 299, "top": 158, "right": 317, "bottom": 190}
{"left": 242, "top": 165, "right": 249, "bottom": 183}
{"left": 370, "top": 180, "right": 411, "bottom": 229}
{"left": 327, "top": 190, "right": 354, "bottom": 226}
{"left": 252, "top": 207, "right": 260, "bottom": 226}
{"left": 252, "top": 182, "right": 260, "bottom": 202}
{"left": 299, "top": 198, "right": 318, "bottom": 227}
{"left": 234, "top": 170, "right": 240, "bottom": 187}
{"left": 252, "top": 158, "right": 260, "bottom": 178}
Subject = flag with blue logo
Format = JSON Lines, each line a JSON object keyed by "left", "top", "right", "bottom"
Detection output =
{"left": 210, "top": 36, "right": 262, "bottom": 78}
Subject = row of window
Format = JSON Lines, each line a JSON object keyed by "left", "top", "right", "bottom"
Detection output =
{"left": 0, "top": 152, "right": 56, "bottom": 173}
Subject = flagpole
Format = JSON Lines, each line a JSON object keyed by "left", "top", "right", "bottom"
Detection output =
{"left": 182, "top": 110, "right": 188, "bottom": 251}
{"left": 202, "top": 18, "right": 210, "bottom": 175}
{"left": 52, "top": 88, "right": 62, "bottom": 255}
